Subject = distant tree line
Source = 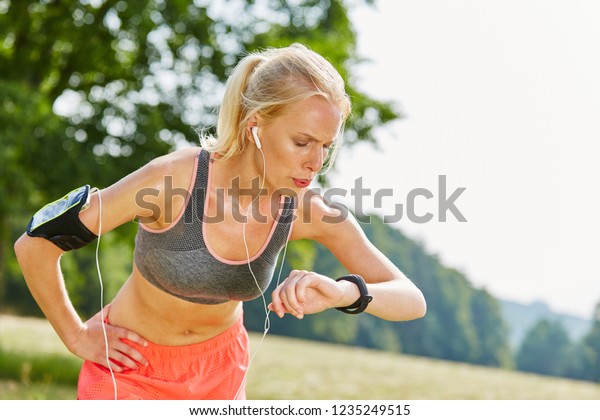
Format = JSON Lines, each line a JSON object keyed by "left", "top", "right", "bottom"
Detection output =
{"left": 515, "top": 306, "right": 600, "bottom": 382}
{"left": 245, "top": 214, "right": 514, "bottom": 369}
{"left": 247, "top": 212, "right": 600, "bottom": 382}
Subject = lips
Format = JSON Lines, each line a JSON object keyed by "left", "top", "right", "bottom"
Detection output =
{"left": 292, "top": 178, "right": 311, "bottom": 188}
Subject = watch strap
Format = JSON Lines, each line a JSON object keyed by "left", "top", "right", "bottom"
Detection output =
{"left": 335, "top": 274, "right": 373, "bottom": 314}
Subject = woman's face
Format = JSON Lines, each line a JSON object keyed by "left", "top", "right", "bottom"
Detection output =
{"left": 253, "top": 96, "right": 342, "bottom": 194}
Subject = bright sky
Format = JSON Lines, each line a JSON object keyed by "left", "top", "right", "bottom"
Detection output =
{"left": 331, "top": 0, "right": 600, "bottom": 319}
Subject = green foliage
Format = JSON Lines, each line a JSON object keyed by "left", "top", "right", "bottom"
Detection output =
{"left": 471, "top": 289, "right": 513, "bottom": 368}
{"left": 562, "top": 342, "right": 594, "bottom": 381}
{"left": 0, "top": 348, "right": 81, "bottom": 386}
{"left": 1, "top": 0, "right": 398, "bottom": 313}
{"left": 580, "top": 302, "right": 600, "bottom": 382}
{"left": 284, "top": 239, "right": 317, "bottom": 272}
{"left": 516, "top": 319, "right": 572, "bottom": 377}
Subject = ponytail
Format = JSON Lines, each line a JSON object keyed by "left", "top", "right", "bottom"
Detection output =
{"left": 200, "top": 53, "right": 265, "bottom": 160}
{"left": 201, "top": 44, "right": 351, "bottom": 170}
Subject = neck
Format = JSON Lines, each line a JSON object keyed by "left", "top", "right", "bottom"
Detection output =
{"left": 212, "top": 148, "right": 274, "bottom": 212}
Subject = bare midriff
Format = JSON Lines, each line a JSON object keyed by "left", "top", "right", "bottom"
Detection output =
{"left": 107, "top": 262, "right": 242, "bottom": 346}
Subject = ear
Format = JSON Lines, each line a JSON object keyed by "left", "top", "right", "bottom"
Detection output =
{"left": 246, "top": 114, "right": 259, "bottom": 129}
{"left": 251, "top": 126, "right": 262, "bottom": 150}
{"left": 246, "top": 116, "right": 260, "bottom": 148}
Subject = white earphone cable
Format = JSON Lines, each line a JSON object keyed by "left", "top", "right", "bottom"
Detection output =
{"left": 94, "top": 188, "right": 118, "bottom": 400}
{"left": 234, "top": 145, "right": 293, "bottom": 399}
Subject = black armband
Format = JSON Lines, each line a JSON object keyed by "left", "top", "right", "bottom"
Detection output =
{"left": 335, "top": 274, "right": 373, "bottom": 314}
{"left": 26, "top": 185, "right": 98, "bottom": 251}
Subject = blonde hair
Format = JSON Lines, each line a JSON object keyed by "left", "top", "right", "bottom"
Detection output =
{"left": 201, "top": 43, "right": 351, "bottom": 173}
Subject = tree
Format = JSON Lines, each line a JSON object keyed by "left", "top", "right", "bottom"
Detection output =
{"left": 516, "top": 319, "right": 572, "bottom": 377}
{"left": 1, "top": 0, "right": 398, "bottom": 314}
{"left": 470, "top": 289, "right": 512, "bottom": 367}
{"left": 581, "top": 302, "right": 600, "bottom": 382}
{"left": 562, "top": 341, "right": 594, "bottom": 381}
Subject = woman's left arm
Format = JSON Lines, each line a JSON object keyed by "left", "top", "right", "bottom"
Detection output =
{"left": 270, "top": 195, "right": 426, "bottom": 322}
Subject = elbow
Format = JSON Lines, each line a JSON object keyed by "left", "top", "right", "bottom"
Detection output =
{"left": 14, "top": 233, "right": 28, "bottom": 261}
{"left": 415, "top": 291, "right": 427, "bottom": 319}
{"left": 14, "top": 233, "right": 37, "bottom": 269}
{"left": 388, "top": 290, "right": 427, "bottom": 322}
{"left": 405, "top": 289, "right": 427, "bottom": 321}
{"left": 14, "top": 233, "right": 62, "bottom": 267}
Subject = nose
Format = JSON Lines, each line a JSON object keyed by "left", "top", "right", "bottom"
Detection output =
{"left": 304, "top": 146, "right": 325, "bottom": 173}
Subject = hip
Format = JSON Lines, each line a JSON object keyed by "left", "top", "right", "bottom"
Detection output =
{"left": 78, "top": 312, "right": 250, "bottom": 400}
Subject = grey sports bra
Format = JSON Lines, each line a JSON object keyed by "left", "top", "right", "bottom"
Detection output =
{"left": 133, "top": 149, "right": 296, "bottom": 304}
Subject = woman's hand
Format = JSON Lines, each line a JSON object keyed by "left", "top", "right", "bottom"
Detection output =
{"left": 268, "top": 270, "right": 360, "bottom": 319}
{"left": 67, "top": 318, "right": 149, "bottom": 373}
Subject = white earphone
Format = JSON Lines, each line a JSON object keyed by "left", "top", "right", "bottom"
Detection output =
{"left": 251, "top": 126, "right": 262, "bottom": 149}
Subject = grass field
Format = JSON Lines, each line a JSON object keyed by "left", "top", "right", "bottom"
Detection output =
{"left": 2, "top": 314, "right": 600, "bottom": 400}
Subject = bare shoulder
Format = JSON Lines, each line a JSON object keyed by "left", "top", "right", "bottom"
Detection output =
{"left": 129, "top": 146, "right": 202, "bottom": 200}
{"left": 134, "top": 146, "right": 201, "bottom": 224}
{"left": 147, "top": 147, "right": 200, "bottom": 170}
{"left": 79, "top": 146, "right": 201, "bottom": 234}
{"left": 111, "top": 146, "right": 200, "bottom": 206}
{"left": 291, "top": 188, "right": 362, "bottom": 244}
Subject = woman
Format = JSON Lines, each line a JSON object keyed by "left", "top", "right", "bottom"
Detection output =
{"left": 14, "top": 43, "right": 426, "bottom": 400}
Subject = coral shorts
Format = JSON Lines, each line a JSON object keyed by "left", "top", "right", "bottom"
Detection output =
{"left": 77, "top": 314, "right": 249, "bottom": 400}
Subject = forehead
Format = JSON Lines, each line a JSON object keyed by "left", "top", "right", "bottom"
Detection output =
{"left": 277, "top": 96, "right": 342, "bottom": 141}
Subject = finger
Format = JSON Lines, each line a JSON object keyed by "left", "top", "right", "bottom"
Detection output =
{"left": 271, "top": 286, "right": 295, "bottom": 318}
{"left": 267, "top": 301, "right": 291, "bottom": 315}
{"left": 292, "top": 272, "right": 314, "bottom": 312}
{"left": 296, "top": 277, "right": 310, "bottom": 307}
{"left": 282, "top": 287, "right": 303, "bottom": 319}
{"left": 116, "top": 327, "right": 148, "bottom": 348}
{"left": 275, "top": 279, "right": 296, "bottom": 318}
{"left": 108, "top": 361, "right": 124, "bottom": 373}
{"left": 112, "top": 340, "right": 149, "bottom": 367}
{"left": 91, "top": 346, "right": 125, "bottom": 373}
{"left": 108, "top": 349, "right": 143, "bottom": 371}
{"left": 105, "top": 326, "right": 149, "bottom": 367}
{"left": 270, "top": 284, "right": 286, "bottom": 318}
{"left": 280, "top": 276, "right": 305, "bottom": 319}
{"left": 271, "top": 270, "right": 307, "bottom": 318}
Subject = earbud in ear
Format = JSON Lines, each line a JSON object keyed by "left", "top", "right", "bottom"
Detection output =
{"left": 251, "top": 126, "right": 262, "bottom": 150}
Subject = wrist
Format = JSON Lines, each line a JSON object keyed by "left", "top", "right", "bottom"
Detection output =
{"left": 64, "top": 324, "right": 86, "bottom": 353}
{"left": 57, "top": 315, "right": 87, "bottom": 353}
{"left": 336, "top": 280, "right": 361, "bottom": 308}
{"left": 334, "top": 274, "right": 373, "bottom": 314}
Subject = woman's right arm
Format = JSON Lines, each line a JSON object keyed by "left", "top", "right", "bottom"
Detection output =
{"left": 13, "top": 154, "right": 175, "bottom": 371}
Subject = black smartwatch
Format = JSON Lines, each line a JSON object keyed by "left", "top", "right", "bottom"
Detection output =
{"left": 335, "top": 274, "right": 373, "bottom": 314}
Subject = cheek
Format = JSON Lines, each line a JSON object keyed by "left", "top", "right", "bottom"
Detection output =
{"left": 270, "top": 141, "right": 297, "bottom": 162}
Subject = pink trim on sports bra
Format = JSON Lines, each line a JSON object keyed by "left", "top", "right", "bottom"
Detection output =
{"left": 201, "top": 154, "right": 284, "bottom": 266}
{"left": 140, "top": 151, "right": 201, "bottom": 234}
